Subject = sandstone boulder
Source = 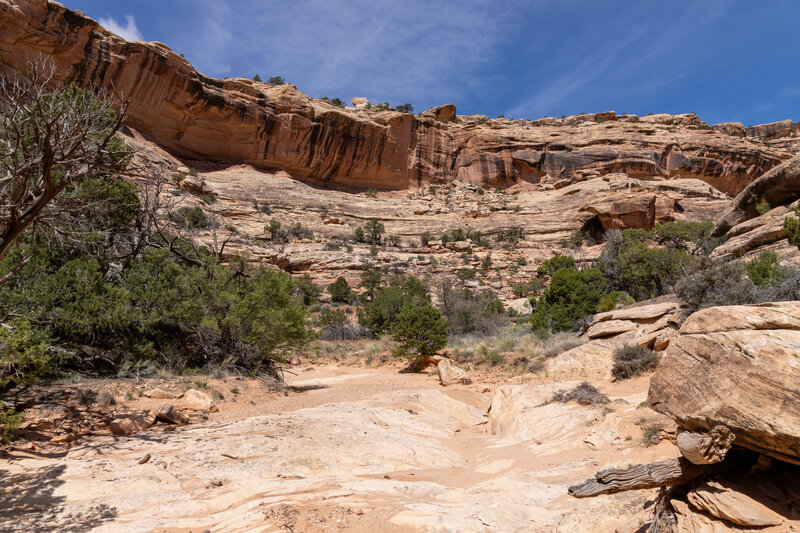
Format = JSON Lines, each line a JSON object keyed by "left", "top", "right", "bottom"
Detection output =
{"left": 712, "top": 154, "right": 800, "bottom": 237}
{"left": 155, "top": 403, "right": 188, "bottom": 424}
{"left": 648, "top": 302, "right": 800, "bottom": 464}
{"left": 594, "top": 301, "right": 679, "bottom": 323}
{"left": 182, "top": 389, "right": 219, "bottom": 412}
{"left": 108, "top": 411, "right": 156, "bottom": 436}
{"left": 421, "top": 104, "right": 456, "bottom": 123}
{"left": 687, "top": 480, "right": 784, "bottom": 527}
{"left": 143, "top": 388, "right": 182, "bottom": 399}
{"left": 437, "top": 359, "right": 471, "bottom": 386}
{"left": 585, "top": 319, "right": 638, "bottom": 339}
{"left": 351, "top": 97, "right": 370, "bottom": 109}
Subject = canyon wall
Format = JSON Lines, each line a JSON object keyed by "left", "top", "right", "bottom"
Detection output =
{"left": 0, "top": 0, "right": 795, "bottom": 193}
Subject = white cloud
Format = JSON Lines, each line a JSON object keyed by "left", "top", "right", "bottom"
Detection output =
{"left": 175, "top": 0, "right": 534, "bottom": 109}
{"left": 99, "top": 15, "right": 143, "bottom": 41}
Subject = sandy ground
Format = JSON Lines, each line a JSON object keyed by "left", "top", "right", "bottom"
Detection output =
{"left": 0, "top": 363, "right": 676, "bottom": 532}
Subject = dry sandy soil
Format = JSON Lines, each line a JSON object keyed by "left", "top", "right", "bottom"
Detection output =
{"left": 0, "top": 360, "right": 678, "bottom": 533}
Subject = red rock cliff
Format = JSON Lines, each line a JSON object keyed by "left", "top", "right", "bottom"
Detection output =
{"left": 0, "top": 0, "right": 793, "bottom": 193}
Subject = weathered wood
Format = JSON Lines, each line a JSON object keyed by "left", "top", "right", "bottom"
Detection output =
{"left": 567, "top": 452, "right": 749, "bottom": 498}
{"left": 676, "top": 425, "right": 735, "bottom": 465}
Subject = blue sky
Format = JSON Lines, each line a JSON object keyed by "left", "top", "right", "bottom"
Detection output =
{"left": 65, "top": 1, "right": 800, "bottom": 126}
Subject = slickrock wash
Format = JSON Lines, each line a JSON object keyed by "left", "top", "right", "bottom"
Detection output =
{"left": 0, "top": 0, "right": 797, "bottom": 195}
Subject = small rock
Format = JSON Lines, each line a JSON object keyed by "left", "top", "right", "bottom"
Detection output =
{"left": 437, "top": 359, "right": 472, "bottom": 386}
{"left": 182, "top": 389, "right": 219, "bottom": 412}
{"left": 175, "top": 166, "right": 189, "bottom": 174}
{"left": 138, "top": 453, "right": 151, "bottom": 464}
{"left": 143, "top": 388, "right": 181, "bottom": 400}
{"left": 288, "top": 355, "right": 302, "bottom": 366}
{"left": 155, "top": 403, "right": 188, "bottom": 424}
{"left": 108, "top": 411, "right": 156, "bottom": 436}
{"left": 50, "top": 433, "right": 74, "bottom": 444}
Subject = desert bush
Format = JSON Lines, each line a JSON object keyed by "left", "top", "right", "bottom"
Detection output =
{"left": 419, "top": 231, "right": 433, "bottom": 247}
{"left": 456, "top": 268, "right": 476, "bottom": 280}
{"left": 358, "top": 274, "right": 429, "bottom": 335}
{"left": 536, "top": 255, "right": 575, "bottom": 277}
{"left": 642, "top": 424, "right": 663, "bottom": 446}
{"left": 676, "top": 258, "right": 755, "bottom": 313}
{"left": 169, "top": 206, "right": 209, "bottom": 229}
{"left": 531, "top": 267, "right": 604, "bottom": 332}
{"left": 495, "top": 227, "right": 524, "bottom": 244}
{"left": 318, "top": 308, "right": 364, "bottom": 341}
{"left": 611, "top": 344, "right": 659, "bottom": 380}
{"left": 0, "top": 402, "right": 23, "bottom": 443}
{"left": 295, "top": 274, "right": 322, "bottom": 305}
{"left": 352, "top": 226, "right": 366, "bottom": 243}
{"left": 395, "top": 103, "right": 414, "bottom": 113}
{"left": 267, "top": 76, "right": 285, "bottom": 85}
{"left": 328, "top": 276, "right": 352, "bottom": 303}
{"left": 437, "top": 280, "right": 507, "bottom": 336}
{"left": 551, "top": 382, "right": 609, "bottom": 405}
{"left": 755, "top": 198, "right": 771, "bottom": 215}
{"left": 511, "top": 279, "right": 543, "bottom": 298}
{"left": 746, "top": 251, "right": 790, "bottom": 286}
{"left": 364, "top": 218, "right": 385, "bottom": 245}
{"left": 596, "top": 291, "right": 634, "bottom": 312}
{"left": 390, "top": 305, "right": 448, "bottom": 355}
{"left": 0, "top": 319, "right": 52, "bottom": 392}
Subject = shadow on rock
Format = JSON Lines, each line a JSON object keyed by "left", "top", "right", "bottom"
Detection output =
{"left": 0, "top": 463, "right": 117, "bottom": 532}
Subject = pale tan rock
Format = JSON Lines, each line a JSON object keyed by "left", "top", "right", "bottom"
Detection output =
{"left": 649, "top": 301, "right": 800, "bottom": 464}
{"left": 585, "top": 319, "right": 637, "bottom": 338}
{"left": 505, "top": 297, "right": 532, "bottom": 315}
{"left": 155, "top": 403, "right": 188, "bottom": 424}
{"left": 143, "top": 388, "right": 181, "bottom": 400}
{"left": 421, "top": 104, "right": 456, "bottom": 123}
{"left": 437, "top": 359, "right": 471, "bottom": 386}
{"left": 351, "top": 97, "right": 370, "bottom": 109}
{"left": 182, "top": 389, "right": 219, "bottom": 412}
{"left": 108, "top": 411, "right": 156, "bottom": 436}
{"left": 50, "top": 433, "right": 74, "bottom": 443}
{"left": 687, "top": 481, "right": 784, "bottom": 527}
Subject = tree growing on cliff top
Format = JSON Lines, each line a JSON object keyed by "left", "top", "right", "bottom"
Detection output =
{"left": 267, "top": 76, "right": 285, "bottom": 85}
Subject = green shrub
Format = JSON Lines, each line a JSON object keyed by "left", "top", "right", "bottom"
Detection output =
{"left": 755, "top": 199, "right": 771, "bottom": 215}
{"left": 328, "top": 276, "right": 352, "bottom": 303}
{"left": 456, "top": 268, "right": 477, "bottom": 281}
{"left": 353, "top": 226, "right": 366, "bottom": 243}
{"left": 747, "top": 251, "right": 789, "bottom": 286}
{"left": 420, "top": 231, "right": 433, "bottom": 247}
{"left": 395, "top": 103, "right": 414, "bottom": 113}
{"left": 169, "top": 206, "right": 209, "bottom": 229}
{"left": 364, "top": 218, "right": 385, "bottom": 245}
{"left": 531, "top": 268, "right": 604, "bottom": 332}
{"left": 0, "top": 402, "right": 23, "bottom": 443}
{"left": 511, "top": 279, "right": 543, "bottom": 298}
{"left": 295, "top": 274, "right": 322, "bottom": 305}
{"left": 596, "top": 291, "right": 634, "bottom": 312}
{"left": 438, "top": 281, "right": 507, "bottom": 336}
{"left": 268, "top": 76, "right": 285, "bottom": 85}
{"left": 537, "top": 255, "right": 575, "bottom": 277}
{"left": 495, "top": 227, "right": 524, "bottom": 244}
{"left": 358, "top": 275, "right": 429, "bottom": 335}
{"left": 0, "top": 319, "right": 52, "bottom": 392}
{"left": 390, "top": 305, "right": 448, "bottom": 355}
{"left": 611, "top": 344, "right": 659, "bottom": 380}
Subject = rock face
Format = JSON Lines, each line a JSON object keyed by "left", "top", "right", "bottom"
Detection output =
{"left": 712, "top": 154, "right": 800, "bottom": 237}
{"left": 0, "top": 0, "right": 792, "bottom": 194}
{"left": 648, "top": 302, "right": 800, "bottom": 465}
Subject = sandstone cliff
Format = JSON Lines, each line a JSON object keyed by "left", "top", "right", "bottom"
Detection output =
{"left": 0, "top": 0, "right": 795, "bottom": 195}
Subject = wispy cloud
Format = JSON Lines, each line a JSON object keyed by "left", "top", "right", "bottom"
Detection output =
{"left": 98, "top": 14, "right": 143, "bottom": 41}
{"left": 176, "top": 0, "right": 533, "bottom": 109}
